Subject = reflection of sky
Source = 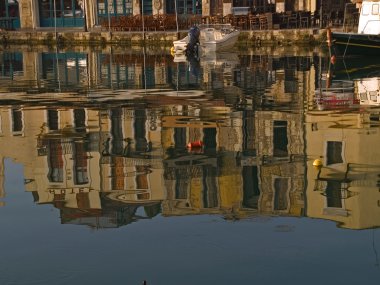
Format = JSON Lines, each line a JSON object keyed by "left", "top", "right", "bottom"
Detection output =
{"left": 0, "top": 160, "right": 380, "bottom": 284}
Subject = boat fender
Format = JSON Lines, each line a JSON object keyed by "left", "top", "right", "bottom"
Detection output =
{"left": 170, "top": 46, "right": 175, "bottom": 56}
{"left": 330, "top": 55, "right": 336, "bottom": 65}
{"left": 187, "top": 141, "right": 203, "bottom": 149}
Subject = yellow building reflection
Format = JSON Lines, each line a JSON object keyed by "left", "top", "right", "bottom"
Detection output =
{"left": 306, "top": 90, "right": 380, "bottom": 229}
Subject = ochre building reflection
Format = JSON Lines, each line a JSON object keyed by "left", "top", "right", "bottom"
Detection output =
{"left": 307, "top": 66, "right": 380, "bottom": 229}
{"left": 0, "top": 102, "right": 307, "bottom": 226}
{"left": 160, "top": 105, "right": 306, "bottom": 219}
{"left": 1, "top": 50, "right": 379, "bottom": 230}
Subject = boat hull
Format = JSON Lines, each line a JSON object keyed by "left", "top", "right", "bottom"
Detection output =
{"left": 331, "top": 32, "right": 380, "bottom": 56}
{"left": 201, "top": 31, "right": 240, "bottom": 52}
{"left": 330, "top": 55, "right": 380, "bottom": 80}
{"left": 173, "top": 36, "right": 188, "bottom": 53}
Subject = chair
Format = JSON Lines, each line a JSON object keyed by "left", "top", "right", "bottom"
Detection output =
{"left": 287, "top": 13, "right": 298, "bottom": 29}
{"left": 164, "top": 15, "right": 177, "bottom": 30}
{"left": 99, "top": 17, "right": 108, "bottom": 31}
{"left": 202, "top": 16, "right": 210, "bottom": 24}
{"left": 110, "top": 16, "right": 121, "bottom": 31}
{"left": 223, "top": 14, "right": 233, "bottom": 25}
{"left": 249, "top": 15, "right": 260, "bottom": 30}
{"left": 259, "top": 15, "right": 268, "bottom": 30}
{"left": 190, "top": 15, "right": 202, "bottom": 26}
{"left": 119, "top": 16, "right": 130, "bottom": 31}
{"left": 211, "top": 15, "right": 223, "bottom": 24}
{"left": 144, "top": 15, "right": 156, "bottom": 31}
{"left": 154, "top": 14, "right": 164, "bottom": 31}
{"left": 237, "top": 15, "right": 248, "bottom": 30}
{"left": 177, "top": 14, "right": 187, "bottom": 30}
{"left": 299, "top": 11, "right": 310, "bottom": 28}
{"left": 131, "top": 15, "right": 142, "bottom": 31}
{"left": 310, "top": 12, "right": 319, "bottom": 27}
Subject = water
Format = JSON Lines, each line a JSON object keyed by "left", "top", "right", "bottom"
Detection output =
{"left": 0, "top": 46, "right": 380, "bottom": 285}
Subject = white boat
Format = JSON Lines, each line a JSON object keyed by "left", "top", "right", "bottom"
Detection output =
{"left": 173, "top": 24, "right": 240, "bottom": 53}
{"left": 173, "top": 36, "right": 188, "bottom": 53}
{"left": 199, "top": 24, "right": 240, "bottom": 51}
{"left": 330, "top": 0, "right": 380, "bottom": 56}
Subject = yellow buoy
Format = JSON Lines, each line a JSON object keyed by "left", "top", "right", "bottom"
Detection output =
{"left": 170, "top": 46, "right": 175, "bottom": 56}
{"left": 313, "top": 159, "right": 323, "bottom": 169}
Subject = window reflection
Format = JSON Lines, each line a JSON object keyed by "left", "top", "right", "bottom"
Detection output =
{"left": 325, "top": 181, "right": 343, "bottom": 208}
{"left": 48, "top": 140, "right": 64, "bottom": 183}
{"left": 42, "top": 53, "right": 87, "bottom": 87}
{"left": 326, "top": 141, "right": 343, "bottom": 165}
{"left": 0, "top": 0, "right": 20, "bottom": 29}
{"left": 48, "top": 109, "right": 59, "bottom": 131}
{"left": 74, "top": 109, "right": 86, "bottom": 132}
{"left": 0, "top": 53, "right": 23, "bottom": 79}
{"left": 273, "top": 177, "right": 289, "bottom": 211}
{"left": 11, "top": 108, "right": 23, "bottom": 133}
{"left": 273, "top": 121, "right": 288, "bottom": 157}
{"left": 73, "top": 142, "right": 88, "bottom": 185}
{"left": 202, "top": 166, "right": 218, "bottom": 208}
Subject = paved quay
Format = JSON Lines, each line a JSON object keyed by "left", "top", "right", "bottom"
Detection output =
{"left": 0, "top": 27, "right": 327, "bottom": 47}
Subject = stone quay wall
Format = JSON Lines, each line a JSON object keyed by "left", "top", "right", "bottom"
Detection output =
{"left": 0, "top": 29, "right": 326, "bottom": 48}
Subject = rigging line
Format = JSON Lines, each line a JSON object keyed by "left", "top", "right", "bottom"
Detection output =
{"left": 53, "top": 0, "right": 61, "bottom": 92}
{"left": 343, "top": 34, "right": 352, "bottom": 58}
{"left": 141, "top": 0, "right": 145, "bottom": 41}
{"left": 342, "top": 59, "right": 351, "bottom": 81}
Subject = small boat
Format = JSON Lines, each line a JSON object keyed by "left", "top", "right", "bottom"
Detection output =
{"left": 329, "top": 0, "right": 380, "bottom": 56}
{"left": 173, "top": 36, "right": 189, "bottom": 53}
{"left": 172, "top": 24, "right": 240, "bottom": 54}
{"left": 199, "top": 24, "right": 240, "bottom": 52}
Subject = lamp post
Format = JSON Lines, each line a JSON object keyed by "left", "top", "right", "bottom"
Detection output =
{"left": 107, "top": 0, "right": 111, "bottom": 34}
{"left": 83, "top": 0, "right": 88, "bottom": 32}
{"left": 141, "top": 0, "right": 145, "bottom": 39}
{"left": 53, "top": 0, "right": 57, "bottom": 41}
{"left": 174, "top": 0, "right": 179, "bottom": 39}
{"left": 320, "top": 0, "right": 323, "bottom": 28}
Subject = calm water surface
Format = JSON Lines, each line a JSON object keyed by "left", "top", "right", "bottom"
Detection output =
{"left": 0, "top": 47, "right": 380, "bottom": 285}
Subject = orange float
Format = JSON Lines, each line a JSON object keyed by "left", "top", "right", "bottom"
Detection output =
{"left": 187, "top": 140, "right": 203, "bottom": 149}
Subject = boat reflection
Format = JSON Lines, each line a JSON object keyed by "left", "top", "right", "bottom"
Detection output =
{"left": 173, "top": 50, "right": 239, "bottom": 79}
{"left": 317, "top": 55, "right": 380, "bottom": 110}
{"left": 309, "top": 55, "right": 380, "bottom": 229}
{"left": 357, "top": 77, "right": 380, "bottom": 105}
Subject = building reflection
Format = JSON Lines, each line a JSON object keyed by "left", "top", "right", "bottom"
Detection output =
{"left": 306, "top": 58, "right": 380, "bottom": 229}
{"left": 0, "top": 49, "right": 379, "bottom": 230}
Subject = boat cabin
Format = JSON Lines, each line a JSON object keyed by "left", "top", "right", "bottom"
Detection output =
{"left": 358, "top": 0, "right": 380, "bottom": 34}
{"left": 201, "top": 28, "right": 224, "bottom": 41}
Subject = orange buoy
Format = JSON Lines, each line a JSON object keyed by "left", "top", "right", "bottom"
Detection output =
{"left": 330, "top": 55, "right": 336, "bottom": 65}
{"left": 187, "top": 140, "right": 203, "bottom": 149}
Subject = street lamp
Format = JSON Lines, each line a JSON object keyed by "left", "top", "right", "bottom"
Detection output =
{"left": 320, "top": 0, "right": 323, "bottom": 28}
{"left": 83, "top": 0, "right": 88, "bottom": 32}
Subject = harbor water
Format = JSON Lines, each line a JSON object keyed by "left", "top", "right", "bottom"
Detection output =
{"left": 0, "top": 46, "right": 379, "bottom": 285}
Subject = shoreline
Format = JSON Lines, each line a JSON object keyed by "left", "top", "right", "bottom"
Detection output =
{"left": 0, "top": 28, "right": 327, "bottom": 48}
